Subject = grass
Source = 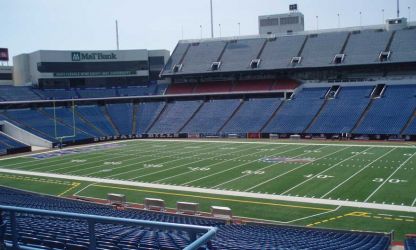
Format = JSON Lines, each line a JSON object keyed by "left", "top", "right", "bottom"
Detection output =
{"left": 1, "top": 139, "right": 416, "bottom": 241}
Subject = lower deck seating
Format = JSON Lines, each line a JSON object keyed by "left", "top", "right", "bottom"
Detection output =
{"left": 354, "top": 85, "right": 416, "bottom": 135}
{"left": 148, "top": 100, "right": 202, "bottom": 134}
{"left": 0, "top": 187, "right": 391, "bottom": 250}
{"left": 181, "top": 99, "right": 241, "bottom": 134}
{"left": 221, "top": 98, "right": 282, "bottom": 134}
{"left": 107, "top": 104, "right": 133, "bottom": 135}
{"left": 0, "top": 133, "right": 28, "bottom": 155}
{"left": 76, "top": 106, "right": 117, "bottom": 136}
{"left": 136, "top": 102, "right": 165, "bottom": 134}
{"left": 307, "top": 86, "right": 373, "bottom": 134}
{"left": 263, "top": 87, "right": 329, "bottom": 134}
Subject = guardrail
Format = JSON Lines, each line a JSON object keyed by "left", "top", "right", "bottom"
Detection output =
{"left": 0, "top": 205, "right": 217, "bottom": 250}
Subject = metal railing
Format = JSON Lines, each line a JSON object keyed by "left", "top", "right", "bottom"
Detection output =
{"left": 0, "top": 205, "right": 217, "bottom": 250}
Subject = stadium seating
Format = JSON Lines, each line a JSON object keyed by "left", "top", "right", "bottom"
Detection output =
{"left": 118, "top": 86, "right": 150, "bottom": 97}
{"left": 263, "top": 87, "right": 329, "bottom": 134}
{"left": 0, "top": 86, "right": 41, "bottom": 101}
{"left": 221, "top": 98, "right": 282, "bottom": 134}
{"left": 76, "top": 106, "right": 118, "bottom": 136}
{"left": 259, "top": 35, "right": 306, "bottom": 70}
{"left": 136, "top": 102, "right": 166, "bottom": 134}
{"left": 77, "top": 88, "right": 118, "bottom": 99}
{"left": 354, "top": 85, "right": 416, "bottom": 135}
{"left": 2, "top": 108, "right": 91, "bottom": 143}
{"left": 307, "top": 86, "right": 373, "bottom": 134}
{"left": 148, "top": 100, "right": 202, "bottom": 134}
{"left": 300, "top": 32, "right": 349, "bottom": 67}
{"left": 405, "top": 236, "right": 416, "bottom": 250}
{"left": 389, "top": 28, "right": 416, "bottom": 63}
{"left": 181, "top": 41, "right": 227, "bottom": 74}
{"left": 0, "top": 186, "right": 391, "bottom": 250}
{"left": 107, "top": 103, "right": 134, "bottom": 135}
{"left": 220, "top": 38, "right": 266, "bottom": 72}
{"left": 34, "top": 89, "right": 79, "bottom": 100}
{"left": 181, "top": 99, "right": 241, "bottom": 134}
{"left": 0, "top": 132, "right": 28, "bottom": 155}
{"left": 165, "top": 83, "right": 195, "bottom": 95}
{"left": 233, "top": 80, "right": 274, "bottom": 92}
{"left": 194, "top": 82, "right": 233, "bottom": 93}
{"left": 343, "top": 30, "right": 392, "bottom": 65}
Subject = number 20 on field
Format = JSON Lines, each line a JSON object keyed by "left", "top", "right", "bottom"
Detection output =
{"left": 372, "top": 178, "right": 407, "bottom": 183}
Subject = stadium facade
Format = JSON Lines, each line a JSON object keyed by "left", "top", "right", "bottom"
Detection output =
{"left": 12, "top": 49, "right": 169, "bottom": 88}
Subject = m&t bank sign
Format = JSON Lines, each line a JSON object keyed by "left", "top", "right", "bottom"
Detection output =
{"left": 71, "top": 52, "right": 117, "bottom": 61}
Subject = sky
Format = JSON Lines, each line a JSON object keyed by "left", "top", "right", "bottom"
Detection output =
{"left": 1, "top": 0, "right": 416, "bottom": 62}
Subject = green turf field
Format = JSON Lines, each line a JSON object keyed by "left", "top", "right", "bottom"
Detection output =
{"left": 1, "top": 139, "right": 416, "bottom": 240}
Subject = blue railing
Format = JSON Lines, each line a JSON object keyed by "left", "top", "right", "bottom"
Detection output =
{"left": 0, "top": 205, "right": 217, "bottom": 250}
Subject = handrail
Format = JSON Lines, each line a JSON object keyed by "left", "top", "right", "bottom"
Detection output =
{"left": 0, "top": 205, "right": 217, "bottom": 250}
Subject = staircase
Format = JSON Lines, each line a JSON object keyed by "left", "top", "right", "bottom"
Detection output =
{"left": 179, "top": 101, "right": 205, "bottom": 133}
{"left": 145, "top": 102, "right": 168, "bottom": 134}
{"left": 132, "top": 103, "right": 139, "bottom": 134}
{"left": 351, "top": 99, "right": 375, "bottom": 133}
{"left": 101, "top": 106, "right": 120, "bottom": 136}
{"left": 217, "top": 99, "right": 245, "bottom": 134}
{"left": 260, "top": 100, "right": 286, "bottom": 132}
{"left": 303, "top": 99, "right": 329, "bottom": 133}
{"left": 400, "top": 108, "right": 416, "bottom": 135}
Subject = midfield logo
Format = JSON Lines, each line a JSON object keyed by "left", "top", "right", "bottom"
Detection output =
{"left": 71, "top": 52, "right": 117, "bottom": 61}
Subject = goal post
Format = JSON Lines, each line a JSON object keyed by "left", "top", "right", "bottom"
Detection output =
{"left": 53, "top": 100, "right": 77, "bottom": 147}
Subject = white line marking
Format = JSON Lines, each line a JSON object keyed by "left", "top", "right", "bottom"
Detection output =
{"left": 286, "top": 206, "right": 342, "bottom": 223}
{"left": 181, "top": 145, "right": 309, "bottom": 186}
{"left": 364, "top": 151, "right": 416, "bottom": 202}
{"left": 2, "top": 167, "right": 416, "bottom": 213}
{"left": 212, "top": 146, "right": 326, "bottom": 189}
{"left": 411, "top": 197, "right": 416, "bottom": 207}
{"left": 244, "top": 146, "right": 350, "bottom": 192}
{"left": 320, "top": 147, "right": 397, "bottom": 198}
{"left": 281, "top": 146, "right": 368, "bottom": 195}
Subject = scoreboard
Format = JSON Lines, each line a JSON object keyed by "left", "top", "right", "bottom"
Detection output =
{"left": 0, "top": 48, "right": 9, "bottom": 61}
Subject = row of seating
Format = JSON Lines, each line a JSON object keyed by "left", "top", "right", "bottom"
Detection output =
{"left": 0, "top": 83, "right": 168, "bottom": 102}
{"left": 162, "top": 28, "right": 416, "bottom": 75}
{"left": 165, "top": 80, "right": 298, "bottom": 95}
{"left": 0, "top": 186, "right": 391, "bottom": 249}
{"left": 1, "top": 83, "right": 415, "bottom": 148}
{"left": 0, "top": 133, "right": 28, "bottom": 155}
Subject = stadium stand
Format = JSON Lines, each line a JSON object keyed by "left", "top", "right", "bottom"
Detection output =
{"left": 232, "top": 80, "right": 274, "bottom": 92}
{"left": 0, "top": 186, "right": 391, "bottom": 250}
{"left": 148, "top": 100, "right": 202, "bottom": 134}
{"left": 181, "top": 99, "right": 241, "bottom": 134}
{"left": 77, "top": 88, "right": 118, "bottom": 99}
{"left": 263, "top": 87, "right": 329, "bottom": 134}
{"left": 307, "top": 86, "right": 373, "bottom": 134}
{"left": 354, "top": 84, "right": 416, "bottom": 135}
{"left": 0, "top": 132, "right": 29, "bottom": 155}
{"left": 76, "top": 105, "right": 118, "bottom": 137}
{"left": 219, "top": 38, "right": 266, "bottom": 72}
{"left": 181, "top": 41, "right": 227, "bottom": 74}
{"left": 166, "top": 83, "right": 195, "bottom": 95}
{"left": 221, "top": 98, "right": 282, "bottom": 134}
{"left": 405, "top": 236, "right": 416, "bottom": 250}
{"left": 33, "top": 88, "right": 79, "bottom": 100}
{"left": 107, "top": 103, "right": 134, "bottom": 135}
{"left": 0, "top": 86, "right": 42, "bottom": 101}
{"left": 136, "top": 102, "right": 166, "bottom": 135}
{"left": 342, "top": 30, "right": 392, "bottom": 65}
{"left": 299, "top": 32, "right": 349, "bottom": 67}
{"left": 194, "top": 82, "right": 233, "bottom": 93}
{"left": 389, "top": 28, "right": 416, "bottom": 63}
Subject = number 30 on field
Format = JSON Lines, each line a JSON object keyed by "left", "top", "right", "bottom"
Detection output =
{"left": 372, "top": 178, "right": 407, "bottom": 183}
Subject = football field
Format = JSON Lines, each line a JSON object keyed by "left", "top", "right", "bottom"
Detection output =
{"left": 1, "top": 139, "right": 416, "bottom": 240}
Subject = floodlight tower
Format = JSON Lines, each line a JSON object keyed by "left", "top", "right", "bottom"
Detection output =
{"left": 210, "top": 0, "right": 214, "bottom": 38}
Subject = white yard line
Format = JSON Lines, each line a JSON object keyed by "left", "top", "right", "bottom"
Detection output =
{"left": 244, "top": 146, "right": 350, "bottom": 192}
{"left": 73, "top": 183, "right": 97, "bottom": 196}
{"left": 320, "top": 147, "right": 397, "bottom": 199}
{"left": 65, "top": 142, "right": 204, "bottom": 175}
{"left": 280, "top": 146, "right": 368, "bottom": 195}
{"left": 211, "top": 145, "right": 326, "bottom": 189}
{"left": 411, "top": 198, "right": 416, "bottom": 207}
{"left": 2, "top": 168, "right": 416, "bottom": 213}
{"left": 364, "top": 151, "right": 416, "bottom": 202}
{"left": 104, "top": 143, "right": 223, "bottom": 178}
{"left": 155, "top": 144, "right": 292, "bottom": 184}
{"left": 286, "top": 206, "right": 342, "bottom": 223}
{"left": 131, "top": 144, "right": 269, "bottom": 181}
{"left": 181, "top": 145, "right": 309, "bottom": 186}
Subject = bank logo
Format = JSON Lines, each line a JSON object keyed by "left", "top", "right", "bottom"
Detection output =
{"left": 71, "top": 51, "right": 117, "bottom": 61}
{"left": 71, "top": 52, "right": 81, "bottom": 62}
